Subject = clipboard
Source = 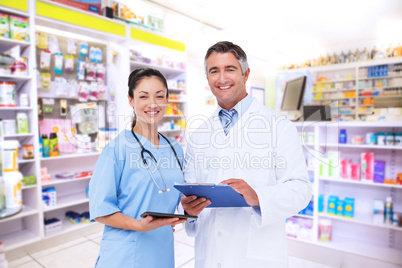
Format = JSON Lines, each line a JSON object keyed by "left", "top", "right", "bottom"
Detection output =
{"left": 174, "top": 184, "right": 250, "bottom": 207}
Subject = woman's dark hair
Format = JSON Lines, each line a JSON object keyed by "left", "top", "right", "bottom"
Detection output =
{"left": 128, "top": 68, "right": 169, "bottom": 128}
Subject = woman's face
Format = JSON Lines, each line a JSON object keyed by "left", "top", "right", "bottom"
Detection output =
{"left": 128, "top": 76, "right": 168, "bottom": 127}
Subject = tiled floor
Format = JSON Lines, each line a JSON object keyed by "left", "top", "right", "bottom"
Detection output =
{"left": 7, "top": 225, "right": 330, "bottom": 268}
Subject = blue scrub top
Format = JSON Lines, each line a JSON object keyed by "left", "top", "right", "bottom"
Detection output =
{"left": 89, "top": 129, "right": 184, "bottom": 268}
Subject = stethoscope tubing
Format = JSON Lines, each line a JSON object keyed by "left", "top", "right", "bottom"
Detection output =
{"left": 131, "top": 129, "right": 183, "bottom": 193}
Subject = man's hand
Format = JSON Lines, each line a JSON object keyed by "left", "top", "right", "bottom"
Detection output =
{"left": 220, "top": 179, "right": 260, "bottom": 207}
{"left": 181, "top": 195, "right": 211, "bottom": 216}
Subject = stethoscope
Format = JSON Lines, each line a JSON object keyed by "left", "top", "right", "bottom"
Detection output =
{"left": 131, "top": 129, "right": 183, "bottom": 194}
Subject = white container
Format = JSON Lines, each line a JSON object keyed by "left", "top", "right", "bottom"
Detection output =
{"left": 2, "top": 120, "right": 16, "bottom": 136}
{"left": 3, "top": 171, "right": 22, "bottom": 210}
{"left": 16, "top": 112, "right": 28, "bottom": 134}
{"left": 3, "top": 140, "right": 20, "bottom": 172}
{"left": 0, "top": 82, "right": 16, "bottom": 107}
{"left": 19, "top": 93, "right": 29, "bottom": 107}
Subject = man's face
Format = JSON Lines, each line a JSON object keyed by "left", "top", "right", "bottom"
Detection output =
{"left": 206, "top": 52, "right": 250, "bottom": 110}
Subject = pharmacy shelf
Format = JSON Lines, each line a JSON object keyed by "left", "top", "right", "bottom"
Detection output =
{"left": 313, "top": 78, "right": 355, "bottom": 84}
{"left": 0, "top": 74, "right": 31, "bottom": 81}
{"left": 0, "top": 107, "right": 33, "bottom": 111}
{"left": 43, "top": 195, "right": 89, "bottom": 213}
{"left": 3, "top": 133, "right": 34, "bottom": 138}
{"left": 168, "top": 100, "right": 186, "bottom": 103}
{"left": 130, "top": 61, "right": 185, "bottom": 76}
{"left": 42, "top": 176, "right": 92, "bottom": 187}
{"left": 159, "top": 129, "right": 184, "bottom": 133}
{"left": 359, "top": 74, "right": 402, "bottom": 80}
{"left": 316, "top": 237, "right": 402, "bottom": 266}
{"left": 0, "top": 206, "right": 38, "bottom": 223}
{"left": 312, "top": 88, "right": 356, "bottom": 93}
{"left": 1, "top": 229, "right": 41, "bottom": 251}
{"left": 44, "top": 220, "right": 97, "bottom": 239}
{"left": 319, "top": 177, "right": 402, "bottom": 189}
{"left": 19, "top": 158, "right": 36, "bottom": 164}
{"left": 22, "top": 185, "right": 37, "bottom": 190}
{"left": 294, "top": 214, "right": 314, "bottom": 219}
{"left": 319, "top": 213, "right": 402, "bottom": 232}
{"left": 322, "top": 143, "right": 402, "bottom": 150}
{"left": 40, "top": 151, "right": 101, "bottom": 161}
{"left": 163, "top": 115, "right": 185, "bottom": 118}
{"left": 169, "top": 88, "right": 186, "bottom": 92}
{"left": 0, "top": 37, "right": 30, "bottom": 51}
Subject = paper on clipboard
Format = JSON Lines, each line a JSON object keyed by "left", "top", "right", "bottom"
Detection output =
{"left": 174, "top": 183, "right": 250, "bottom": 207}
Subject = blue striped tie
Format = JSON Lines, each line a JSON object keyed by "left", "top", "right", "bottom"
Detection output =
{"left": 220, "top": 109, "right": 236, "bottom": 136}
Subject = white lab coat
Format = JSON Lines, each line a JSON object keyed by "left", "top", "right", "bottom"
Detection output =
{"left": 183, "top": 98, "right": 312, "bottom": 268}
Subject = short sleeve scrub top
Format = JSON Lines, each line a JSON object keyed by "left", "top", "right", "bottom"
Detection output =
{"left": 89, "top": 130, "right": 184, "bottom": 268}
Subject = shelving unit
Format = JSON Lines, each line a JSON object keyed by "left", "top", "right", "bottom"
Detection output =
{"left": 278, "top": 57, "right": 402, "bottom": 121}
{"left": 291, "top": 121, "right": 402, "bottom": 267}
{"left": 0, "top": 0, "right": 189, "bottom": 252}
{"left": 0, "top": 0, "right": 42, "bottom": 252}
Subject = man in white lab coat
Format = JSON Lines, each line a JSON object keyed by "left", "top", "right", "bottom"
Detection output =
{"left": 180, "top": 41, "right": 313, "bottom": 268}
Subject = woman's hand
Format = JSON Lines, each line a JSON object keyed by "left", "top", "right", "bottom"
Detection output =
{"left": 138, "top": 216, "right": 187, "bottom": 232}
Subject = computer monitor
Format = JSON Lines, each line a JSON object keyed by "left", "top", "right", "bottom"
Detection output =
{"left": 281, "top": 75, "right": 307, "bottom": 111}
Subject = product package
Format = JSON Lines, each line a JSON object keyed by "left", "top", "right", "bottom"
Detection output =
{"left": 9, "top": 15, "right": 29, "bottom": 42}
{"left": 0, "top": 13, "right": 9, "bottom": 39}
{"left": 327, "top": 195, "right": 338, "bottom": 215}
{"left": 16, "top": 112, "right": 29, "bottom": 133}
{"left": 50, "top": 0, "right": 101, "bottom": 14}
{"left": 374, "top": 161, "right": 385, "bottom": 183}
{"left": 343, "top": 197, "right": 355, "bottom": 218}
{"left": 361, "top": 152, "right": 375, "bottom": 181}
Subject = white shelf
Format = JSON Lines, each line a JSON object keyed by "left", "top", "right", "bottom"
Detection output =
{"left": 319, "top": 213, "right": 402, "bottom": 232}
{"left": 1, "top": 229, "right": 41, "bottom": 251}
{"left": 294, "top": 214, "right": 314, "bottom": 219}
{"left": 3, "top": 133, "right": 34, "bottom": 138}
{"left": 0, "top": 206, "right": 38, "bottom": 223}
{"left": 316, "top": 237, "right": 402, "bottom": 265}
{"left": 22, "top": 185, "right": 37, "bottom": 190}
{"left": 42, "top": 176, "right": 92, "bottom": 187}
{"left": 0, "top": 74, "right": 31, "bottom": 81}
{"left": 44, "top": 220, "right": 98, "bottom": 239}
{"left": 319, "top": 177, "right": 402, "bottom": 189}
{"left": 159, "top": 129, "right": 184, "bottom": 133}
{"left": 130, "top": 61, "right": 186, "bottom": 76}
{"left": 0, "top": 37, "right": 30, "bottom": 51}
{"left": 40, "top": 151, "right": 101, "bottom": 161}
{"left": 0, "top": 106, "right": 33, "bottom": 111}
{"left": 43, "top": 195, "right": 89, "bottom": 212}
{"left": 359, "top": 74, "right": 402, "bottom": 80}
{"left": 313, "top": 79, "right": 356, "bottom": 84}
{"left": 312, "top": 88, "right": 356, "bottom": 94}
{"left": 323, "top": 143, "right": 402, "bottom": 150}
{"left": 18, "top": 158, "right": 36, "bottom": 164}
{"left": 168, "top": 100, "right": 186, "bottom": 103}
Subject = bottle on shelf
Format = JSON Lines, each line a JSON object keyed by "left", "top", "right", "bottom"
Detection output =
{"left": 339, "top": 129, "right": 347, "bottom": 144}
{"left": 42, "top": 134, "right": 50, "bottom": 158}
{"left": 384, "top": 196, "right": 393, "bottom": 224}
{"left": 49, "top": 132, "right": 59, "bottom": 157}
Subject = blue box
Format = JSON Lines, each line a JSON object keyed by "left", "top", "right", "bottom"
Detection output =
{"left": 327, "top": 196, "right": 338, "bottom": 215}
{"left": 344, "top": 197, "right": 355, "bottom": 218}
{"left": 318, "top": 195, "right": 324, "bottom": 213}
{"left": 374, "top": 161, "right": 385, "bottom": 183}
{"left": 336, "top": 199, "right": 344, "bottom": 216}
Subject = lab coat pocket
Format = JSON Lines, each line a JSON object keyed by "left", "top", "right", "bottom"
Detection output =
{"left": 246, "top": 218, "right": 287, "bottom": 262}
{"left": 97, "top": 240, "right": 136, "bottom": 267}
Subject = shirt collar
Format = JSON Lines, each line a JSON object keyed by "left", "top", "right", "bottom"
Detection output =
{"left": 218, "top": 93, "right": 253, "bottom": 118}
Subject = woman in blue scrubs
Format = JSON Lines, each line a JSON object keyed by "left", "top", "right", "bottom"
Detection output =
{"left": 89, "top": 68, "right": 187, "bottom": 267}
